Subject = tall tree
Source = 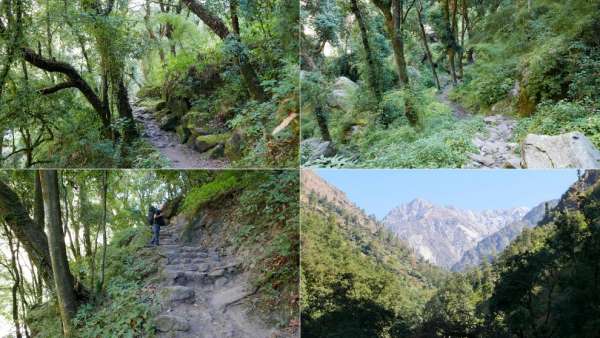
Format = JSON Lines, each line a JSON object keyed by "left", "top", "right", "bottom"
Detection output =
{"left": 370, "top": 0, "right": 414, "bottom": 85}
{"left": 441, "top": 0, "right": 459, "bottom": 84}
{"left": 0, "top": 179, "right": 54, "bottom": 287}
{"left": 350, "top": 0, "right": 382, "bottom": 101}
{"left": 417, "top": 0, "right": 441, "bottom": 90}
{"left": 40, "top": 170, "right": 78, "bottom": 337}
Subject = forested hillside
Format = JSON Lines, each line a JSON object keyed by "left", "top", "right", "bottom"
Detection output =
{"left": 300, "top": 171, "right": 446, "bottom": 336}
{"left": 301, "top": 0, "right": 600, "bottom": 168}
{"left": 302, "top": 170, "right": 600, "bottom": 337}
{"left": 0, "top": 170, "right": 299, "bottom": 337}
{"left": 0, "top": 1, "right": 299, "bottom": 168}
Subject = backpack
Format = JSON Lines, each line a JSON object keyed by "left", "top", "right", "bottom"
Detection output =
{"left": 147, "top": 207, "right": 156, "bottom": 225}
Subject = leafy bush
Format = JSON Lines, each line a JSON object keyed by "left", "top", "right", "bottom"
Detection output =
{"left": 355, "top": 90, "right": 484, "bottom": 168}
{"left": 514, "top": 100, "right": 600, "bottom": 148}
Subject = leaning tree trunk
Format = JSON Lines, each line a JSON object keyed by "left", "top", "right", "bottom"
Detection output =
{"left": 350, "top": 0, "right": 382, "bottom": 101}
{"left": 417, "top": 1, "right": 441, "bottom": 90}
{"left": 314, "top": 105, "right": 332, "bottom": 142}
{"left": 40, "top": 170, "right": 78, "bottom": 337}
{"left": 0, "top": 179, "right": 54, "bottom": 287}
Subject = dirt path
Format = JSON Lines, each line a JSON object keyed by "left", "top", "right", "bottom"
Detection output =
{"left": 132, "top": 106, "right": 229, "bottom": 169}
{"left": 153, "top": 222, "right": 279, "bottom": 338}
{"left": 435, "top": 81, "right": 523, "bottom": 168}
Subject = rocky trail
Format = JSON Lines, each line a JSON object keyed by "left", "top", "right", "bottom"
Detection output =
{"left": 132, "top": 106, "right": 229, "bottom": 169}
{"left": 436, "top": 81, "right": 523, "bottom": 168}
{"left": 152, "top": 222, "right": 279, "bottom": 338}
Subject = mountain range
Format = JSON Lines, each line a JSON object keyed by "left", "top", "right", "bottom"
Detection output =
{"left": 304, "top": 171, "right": 565, "bottom": 271}
{"left": 383, "top": 199, "right": 532, "bottom": 268}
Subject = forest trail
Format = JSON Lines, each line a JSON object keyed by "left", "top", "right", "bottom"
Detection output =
{"left": 132, "top": 106, "right": 229, "bottom": 169}
{"left": 435, "top": 80, "right": 522, "bottom": 168}
{"left": 153, "top": 221, "right": 278, "bottom": 338}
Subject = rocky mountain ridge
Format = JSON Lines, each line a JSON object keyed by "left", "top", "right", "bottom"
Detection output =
{"left": 451, "top": 199, "right": 559, "bottom": 271}
{"left": 301, "top": 170, "right": 380, "bottom": 234}
{"left": 383, "top": 198, "right": 529, "bottom": 268}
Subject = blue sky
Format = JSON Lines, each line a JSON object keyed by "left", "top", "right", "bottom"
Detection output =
{"left": 314, "top": 169, "right": 578, "bottom": 219}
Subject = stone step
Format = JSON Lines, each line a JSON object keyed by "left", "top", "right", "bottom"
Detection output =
{"left": 168, "top": 257, "right": 207, "bottom": 265}
{"left": 155, "top": 314, "right": 190, "bottom": 333}
{"left": 165, "top": 264, "right": 201, "bottom": 272}
{"left": 163, "top": 286, "right": 195, "bottom": 304}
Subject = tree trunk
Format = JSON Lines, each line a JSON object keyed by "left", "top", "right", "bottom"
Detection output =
{"left": 100, "top": 171, "right": 108, "bottom": 291}
{"left": 40, "top": 170, "right": 78, "bottom": 337}
{"left": 371, "top": 0, "right": 410, "bottom": 86}
{"left": 60, "top": 175, "right": 77, "bottom": 259}
{"left": 80, "top": 183, "right": 93, "bottom": 258}
{"left": 314, "top": 105, "right": 332, "bottom": 142}
{"left": 116, "top": 78, "right": 138, "bottom": 144}
{"left": 3, "top": 226, "right": 23, "bottom": 338}
{"left": 417, "top": 1, "right": 441, "bottom": 90}
{"left": 34, "top": 171, "right": 45, "bottom": 230}
{"left": 183, "top": 0, "right": 266, "bottom": 101}
{"left": 0, "top": 179, "right": 54, "bottom": 287}
{"left": 441, "top": 0, "right": 458, "bottom": 84}
{"left": 350, "top": 0, "right": 382, "bottom": 101}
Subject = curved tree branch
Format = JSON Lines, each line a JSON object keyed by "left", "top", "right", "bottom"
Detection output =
{"left": 39, "top": 81, "right": 77, "bottom": 95}
{"left": 21, "top": 48, "right": 111, "bottom": 129}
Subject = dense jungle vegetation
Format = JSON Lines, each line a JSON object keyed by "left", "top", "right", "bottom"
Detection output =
{"left": 301, "top": 0, "right": 600, "bottom": 168}
{"left": 301, "top": 170, "right": 600, "bottom": 337}
{"left": 0, "top": 170, "right": 299, "bottom": 337}
{"left": 0, "top": 0, "right": 299, "bottom": 168}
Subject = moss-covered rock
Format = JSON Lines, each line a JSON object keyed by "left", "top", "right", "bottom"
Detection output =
{"left": 193, "top": 133, "right": 231, "bottom": 153}
{"left": 175, "top": 126, "right": 191, "bottom": 144}
{"left": 160, "top": 114, "right": 180, "bottom": 132}
{"left": 224, "top": 130, "right": 243, "bottom": 161}
{"left": 209, "top": 143, "right": 225, "bottom": 159}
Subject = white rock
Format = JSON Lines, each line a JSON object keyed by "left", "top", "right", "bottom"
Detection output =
{"left": 521, "top": 132, "right": 600, "bottom": 168}
{"left": 326, "top": 77, "right": 358, "bottom": 113}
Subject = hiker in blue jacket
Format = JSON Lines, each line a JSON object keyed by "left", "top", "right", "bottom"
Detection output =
{"left": 148, "top": 204, "right": 166, "bottom": 246}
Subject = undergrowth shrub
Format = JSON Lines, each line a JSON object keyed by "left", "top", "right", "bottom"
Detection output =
{"left": 514, "top": 100, "right": 600, "bottom": 148}
{"left": 28, "top": 227, "right": 157, "bottom": 338}
{"left": 356, "top": 91, "right": 484, "bottom": 168}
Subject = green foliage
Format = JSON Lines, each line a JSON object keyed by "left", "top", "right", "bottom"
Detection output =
{"left": 514, "top": 100, "right": 600, "bottom": 147}
{"left": 356, "top": 91, "right": 484, "bottom": 168}
{"left": 301, "top": 190, "right": 444, "bottom": 337}
{"left": 181, "top": 172, "right": 240, "bottom": 216}
{"left": 28, "top": 227, "right": 158, "bottom": 337}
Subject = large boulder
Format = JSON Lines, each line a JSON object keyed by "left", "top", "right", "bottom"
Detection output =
{"left": 301, "top": 138, "right": 336, "bottom": 162}
{"left": 155, "top": 315, "right": 190, "bottom": 332}
{"left": 193, "top": 133, "right": 231, "bottom": 153}
{"left": 327, "top": 77, "right": 358, "bottom": 113}
{"left": 521, "top": 132, "right": 600, "bottom": 168}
